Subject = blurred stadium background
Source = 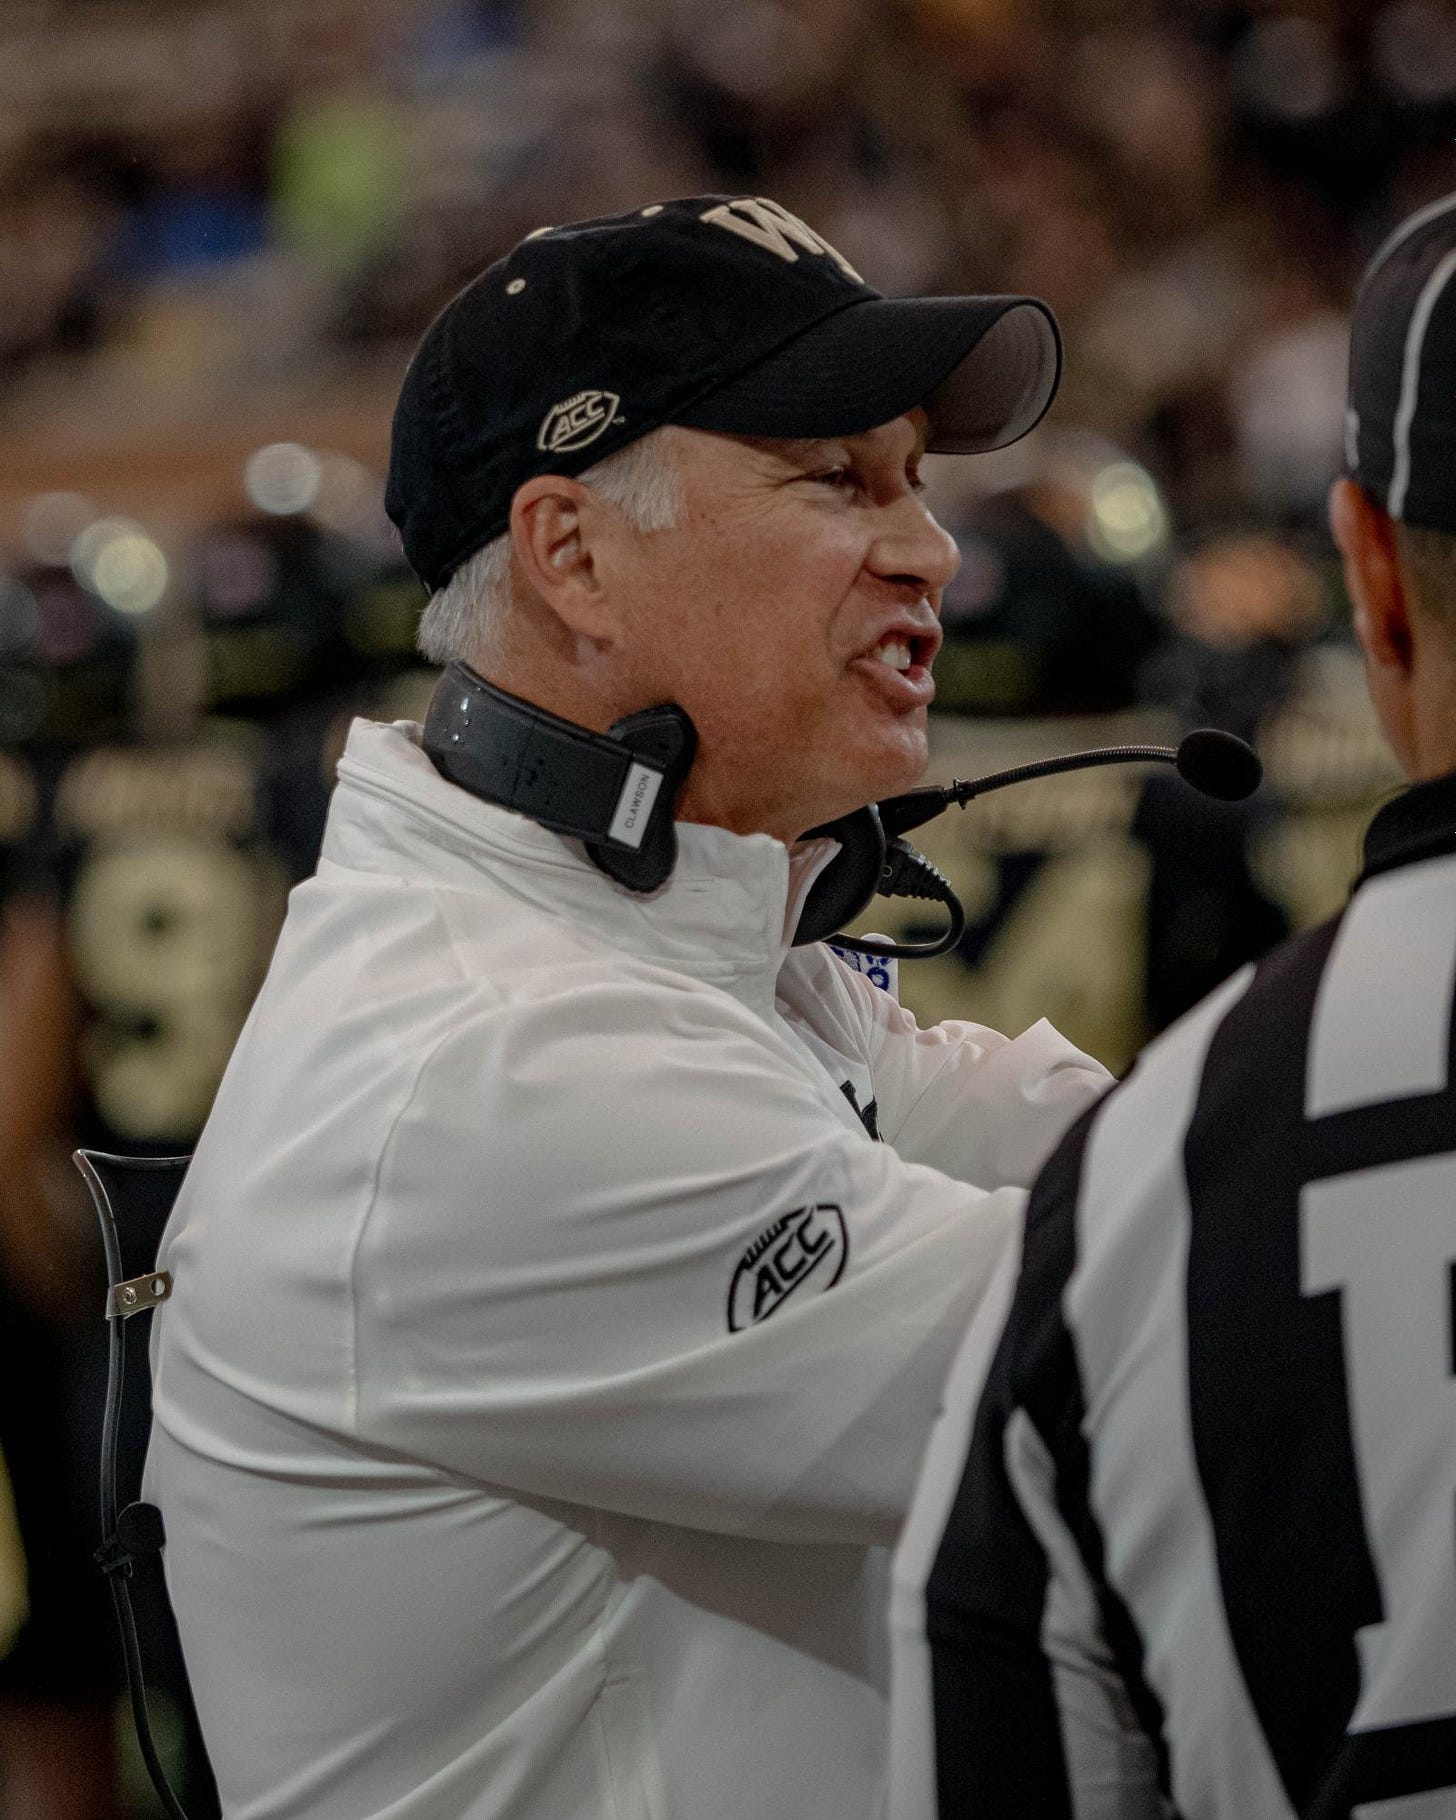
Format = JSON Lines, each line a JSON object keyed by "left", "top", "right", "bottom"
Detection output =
{"left": 0, "top": 0, "right": 1451, "bottom": 1812}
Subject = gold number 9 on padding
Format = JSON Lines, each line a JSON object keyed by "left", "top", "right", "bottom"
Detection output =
{"left": 68, "top": 832, "right": 282, "bottom": 1142}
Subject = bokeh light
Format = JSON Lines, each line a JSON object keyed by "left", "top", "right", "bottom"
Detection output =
{"left": 70, "top": 518, "right": 169, "bottom": 615}
{"left": 1374, "top": 0, "right": 1456, "bottom": 103}
{"left": 310, "top": 453, "right": 388, "bottom": 541}
{"left": 1086, "top": 463, "right": 1168, "bottom": 565}
{"left": 244, "top": 443, "right": 323, "bottom": 516}
{"left": 1234, "top": 15, "right": 1343, "bottom": 122}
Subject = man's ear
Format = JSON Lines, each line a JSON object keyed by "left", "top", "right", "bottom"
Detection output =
{"left": 509, "top": 476, "right": 619, "bottom": 643}
{"left": 1328, "top": 477, "right": 1414, "bottom": 675}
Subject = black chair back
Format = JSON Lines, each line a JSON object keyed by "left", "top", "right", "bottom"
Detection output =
{"left": 73, "top": 1149, "right": 219, "bottom": 1820}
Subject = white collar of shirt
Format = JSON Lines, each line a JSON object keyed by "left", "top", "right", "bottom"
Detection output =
{"left": 322, "top": 719, "right": 841, "bottom": 990}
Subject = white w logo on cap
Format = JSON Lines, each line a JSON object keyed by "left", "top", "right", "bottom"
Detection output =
{"left": 700, "top": 198, "right": 862, "bottom": 283}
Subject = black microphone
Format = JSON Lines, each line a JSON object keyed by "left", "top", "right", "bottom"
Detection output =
{"left": 1173, "top": 727, "right": 1263, "bottom": 801}
{"left": 875, "top": 727, "right": 1262, "bottom": 842}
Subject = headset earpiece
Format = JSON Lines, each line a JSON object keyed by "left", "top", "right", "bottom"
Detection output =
{"left": 792, "top": 806, "right": 887, "bottom": 947}
{"left": 422, "top": 664, "right": 696, "bottom": 894}
{"left": 584, "top": 704, "right": 696, "bottom": 892}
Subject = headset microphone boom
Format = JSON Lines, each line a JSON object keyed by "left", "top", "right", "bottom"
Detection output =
{"left": 814, "top": 727, "right": 1263, "bottom": 962}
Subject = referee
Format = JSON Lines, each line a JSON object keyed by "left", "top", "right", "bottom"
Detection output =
{"left": 889, "top": 196, "right": 1456, "bottom": 1820}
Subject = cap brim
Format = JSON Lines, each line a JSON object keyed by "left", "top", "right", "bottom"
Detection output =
{"left": 675, "top": 294, "right": 1061, "bottom": 454}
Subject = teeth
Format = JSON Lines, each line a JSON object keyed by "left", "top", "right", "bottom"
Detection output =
{"left": 870, "top": 638, "right": 913, "bottom": 671}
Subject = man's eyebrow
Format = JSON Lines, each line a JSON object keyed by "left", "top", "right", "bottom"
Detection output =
{"left": 741, "top": 436, "right": 841, "bottom": 467}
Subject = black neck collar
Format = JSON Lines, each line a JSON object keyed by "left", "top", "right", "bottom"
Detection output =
{"left": 420, "top": 662, "right": 697, "bottom": 893}
{"left": 419, "top": 661, "right": 889, "bottom": 947}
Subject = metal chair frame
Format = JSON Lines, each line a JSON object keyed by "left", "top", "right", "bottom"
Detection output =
{"left": 73, "top": 1148, "right": 193, "bottom": 1820}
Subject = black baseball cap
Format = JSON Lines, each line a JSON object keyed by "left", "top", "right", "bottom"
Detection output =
{"left": 386, "top": 195, "right": 1062, "bottom": 591}
{"left": 1347, "top": 192, "right": 1456, "bottom": 533}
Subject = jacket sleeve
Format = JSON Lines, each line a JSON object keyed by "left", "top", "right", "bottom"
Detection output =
{"left": 354, "top": 969, "right": 1028, "bottom": 1547}
{"left": 786, "top": 945, "right": 1113, "bottom": 1188}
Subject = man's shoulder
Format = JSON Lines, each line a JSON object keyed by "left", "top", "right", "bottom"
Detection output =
{"left": 330, "top": 930, "right": 791, "bottom": 1144}
{"left": 1016, "top": 911, "right": 1347, "bottom": 1274}
{"left": 1100, "top": 912, "right": 1344, "bottom": 1142}
{"left": 1162, "top": 841, "right": 1456, "bottom": 1095}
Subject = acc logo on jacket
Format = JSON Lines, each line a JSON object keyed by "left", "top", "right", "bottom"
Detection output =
{"left": 728, "top": 1204, "right": 848, "bottom": 1332}
{"left": 537, "top": 389, "right": 622, "bottom": 454}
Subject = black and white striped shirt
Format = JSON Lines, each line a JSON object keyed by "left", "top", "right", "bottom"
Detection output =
{"left": 891, "top": 769, "right": 1456, "bottom": 1820}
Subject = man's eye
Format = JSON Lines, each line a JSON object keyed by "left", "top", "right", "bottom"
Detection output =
{"left": 806, "top": 465, "right": 926, "bottom": 495}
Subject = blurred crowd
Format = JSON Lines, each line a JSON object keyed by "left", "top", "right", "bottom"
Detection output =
{"left": 0, "top": 0, "right": 1445, "bottom": 1813}
{"left": 3, "top": 0, "right": 1456, "bottom": 520}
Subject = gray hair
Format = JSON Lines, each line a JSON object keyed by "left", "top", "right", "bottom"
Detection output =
{"left": 416, "top": 428, "right": 684, "bottom": 667}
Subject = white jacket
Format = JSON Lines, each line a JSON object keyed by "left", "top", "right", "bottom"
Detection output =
{"left": 145, "top": 718, "right": 1108, "bottom": 1820}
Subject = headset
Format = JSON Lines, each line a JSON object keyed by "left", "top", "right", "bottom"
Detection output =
{"left": 85, "top": 659, "right": 1263, "bottom": 1820}
{"left": 421, "top": 660, "right": 1263, "bottom": 960}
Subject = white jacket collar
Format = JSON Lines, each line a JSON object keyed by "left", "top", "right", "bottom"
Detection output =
{"left": 322, "top": 720, "right": 839, "bottom": 985}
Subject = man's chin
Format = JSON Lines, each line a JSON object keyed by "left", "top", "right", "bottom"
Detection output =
{"left": 868, "top": 729, "right": 931, "bottom": 801}
{"left": 795, "top": 759, "right": 929, "bottom": 840}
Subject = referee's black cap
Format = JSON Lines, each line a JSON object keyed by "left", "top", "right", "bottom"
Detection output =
{"left": 386, "top": 195, "right": 1062, "bottom": 592}
{"left": 1347, "top": 193, "right": 1456, "bottom": 533}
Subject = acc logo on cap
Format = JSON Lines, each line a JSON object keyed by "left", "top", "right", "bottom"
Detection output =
{"left": 538, "top": 390, "right": 622, "bottom": 455}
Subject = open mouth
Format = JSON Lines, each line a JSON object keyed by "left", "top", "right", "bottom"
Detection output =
{"left": 863, "top": 630, "right": 938, "bottom": 672}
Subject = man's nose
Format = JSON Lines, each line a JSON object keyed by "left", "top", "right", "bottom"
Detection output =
{"left": 868, "top": 497, "right": 961, "bottom": 599}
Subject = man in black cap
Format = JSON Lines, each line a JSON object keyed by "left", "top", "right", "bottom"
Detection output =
{"left": 142, "top": 196, "right": 1109, "bottom": 1819}
{"left": 890, "top": 194, "right": 1456, "bottom": 1820}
